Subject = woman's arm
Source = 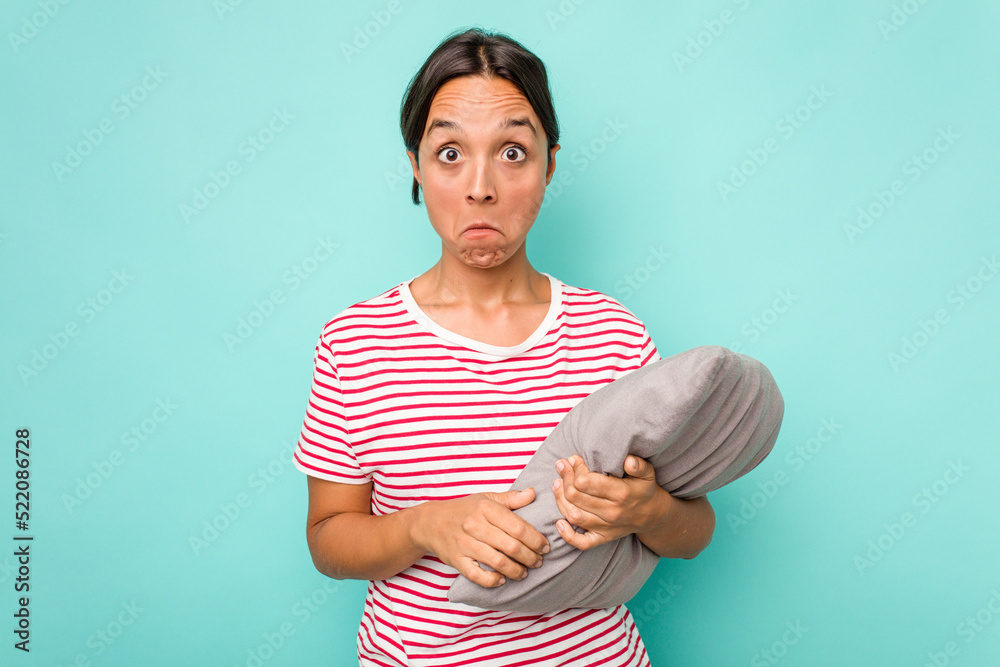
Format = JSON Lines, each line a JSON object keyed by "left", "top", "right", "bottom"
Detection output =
{"left": 633, "top": 487, "right": 715, "bottom": 559}
{"left": 305, "top": 477, "right": 425, "bottom": 581}
{"left": 305, "top": 476, "right": 551, "bottom": 585}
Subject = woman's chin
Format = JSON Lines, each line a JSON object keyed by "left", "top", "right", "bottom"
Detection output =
{"left": 460, "top": 248, "right": 508, "bottom": 268}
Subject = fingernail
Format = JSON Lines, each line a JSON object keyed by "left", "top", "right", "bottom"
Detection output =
{"left": 556, "top": 460, "right": 565, "bottom": 472}
{"left": 552, "top": 479, "right": 561, "bottom": 491}
{"left": 519, "top": 570, "right": 528, "bottom": 580}
{"left": 542, "top": 543, "right": 550, "bottom": 554}
{"left": 497, "top": 577, "right": 506, "bottom": 585}
{"left": 532, "top": 560, "right": 542, "bottom": 569}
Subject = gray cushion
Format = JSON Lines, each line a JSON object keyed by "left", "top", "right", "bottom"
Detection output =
{"left": 446, "top": 345, "right": 783, "bottom": 613}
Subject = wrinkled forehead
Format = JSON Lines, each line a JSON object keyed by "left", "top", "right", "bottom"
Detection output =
{"left": 423, "top": 76, "right": 539, "bottom": 142}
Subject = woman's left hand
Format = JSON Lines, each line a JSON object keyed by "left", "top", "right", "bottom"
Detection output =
{"left": 551, "top": 454, "right": 669, "bottom": 550}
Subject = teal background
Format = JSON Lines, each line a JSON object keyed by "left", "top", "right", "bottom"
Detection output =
{"left": 2, "top": 1, "right": 999, "bottom": 665}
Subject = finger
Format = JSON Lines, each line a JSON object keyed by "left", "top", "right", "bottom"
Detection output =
{"left": 482, "top": 500, "right": 550, "bottom": 555}
{"left": 561, "top": 456, "right": 627, "bottom": 502}
{"left": 488, "top": 487, "right": 536, "bottom": 510}
{"left": 555, "top": 465, "right": 626, "bottom": 521}
{"left": 555, "top": 518, "right": 603, "bottom": 551}
{"left": 469, "top": 522, "right": 543, "bottom": 580}
{"left": 456, "top": 555, "right": 506, "bottom": 588}
{"left": 625, "top": 455, "right": 656, "bottom": 481}
{"left": 553, "top": 475, "right": 608, "bottom": 529}
{"left": 558, "top": 455, "right": 593, "bottom": 487}
{"left": 568, "top": 454, "right": 590, "bottom": 475}
{"left": 473, "top": 506, "right": 547, "bottom": 564}
{"left": 557, "top": 457, "right": 599, "bottom": 499}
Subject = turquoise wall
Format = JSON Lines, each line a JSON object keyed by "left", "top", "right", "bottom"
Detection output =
{"left": 2, "top": 1, "right": 998, "bottom": 665}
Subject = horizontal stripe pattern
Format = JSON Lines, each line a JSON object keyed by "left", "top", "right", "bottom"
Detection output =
{"left": 294, "top": 274, "right": 659, "bottom": 666}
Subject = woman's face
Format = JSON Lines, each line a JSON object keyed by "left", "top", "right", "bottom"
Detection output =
{"left": 407, "top": 75, "right": 559, "bottom": 270}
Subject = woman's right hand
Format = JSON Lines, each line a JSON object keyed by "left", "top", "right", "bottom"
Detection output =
{"left": 410, "top": 488, "right": 550, "bottom": 588}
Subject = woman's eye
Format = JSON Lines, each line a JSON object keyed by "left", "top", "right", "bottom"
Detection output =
{"left": 436, "top": 146, "right": 526, "bottom": 163}
{"left": 503, "top": 146, "right": 527, "bottom": 162}
{"left": 438, "top": 147, "right": 460, "bottom": 163}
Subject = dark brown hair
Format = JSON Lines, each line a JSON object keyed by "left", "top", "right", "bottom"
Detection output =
{"left": 399, "top": 27, "right": 560, "bottom": 205}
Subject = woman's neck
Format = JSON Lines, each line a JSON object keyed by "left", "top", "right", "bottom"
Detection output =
{"left": 411, "top": 247, "right": 548, "bottom": 310}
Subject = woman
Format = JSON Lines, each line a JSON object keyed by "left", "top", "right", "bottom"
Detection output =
{"left": 293, "top": 27, "right": 715, "bottom": 666}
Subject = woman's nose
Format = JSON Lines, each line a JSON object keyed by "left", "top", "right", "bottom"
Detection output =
{"left": 466, "top": 158, "right": 496, "bottom": 203}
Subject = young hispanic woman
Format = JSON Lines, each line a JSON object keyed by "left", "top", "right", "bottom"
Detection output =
{"left": 292, "top": 27, "right": 715, "bottom": 667}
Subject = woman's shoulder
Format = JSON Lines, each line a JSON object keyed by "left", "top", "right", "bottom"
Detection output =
{"left": 556, "top": 277, "right": 647, "bottom": 328}
{"left": 315, "top": 278, "right": 409, "bottom": 340}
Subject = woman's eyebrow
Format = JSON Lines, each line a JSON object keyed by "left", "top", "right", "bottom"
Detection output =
{"left": 426, "top": 116, "right": 537, "bottom": 138}
{"left": 497, "top": 116, "right": 537, "bottom": 136}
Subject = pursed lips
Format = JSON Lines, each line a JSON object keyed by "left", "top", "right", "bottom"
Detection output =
{"left": 464, "top": 223, "right": 499, "bottom": 234}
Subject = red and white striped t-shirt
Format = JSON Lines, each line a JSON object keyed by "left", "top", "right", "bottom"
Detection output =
{"left": 293, "top": 272, "right": 661, "bottom": 667}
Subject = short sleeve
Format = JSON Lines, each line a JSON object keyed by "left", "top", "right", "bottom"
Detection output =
{"left": 636, "top": 323, "right": 661, "bottom": 368}
{"left": 292, "top": 332, "right": 371, "bottom": 484}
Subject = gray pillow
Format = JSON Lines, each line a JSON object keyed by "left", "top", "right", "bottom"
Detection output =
{"left": 446, "top": 345, "right": 783, "bottom": 613}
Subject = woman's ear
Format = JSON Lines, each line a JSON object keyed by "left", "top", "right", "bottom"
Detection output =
{"left": 545, "top": 144, "right": 560, "bottom": 185}
{"left": 406, "top": 150, "right": 421, "bottom": 186}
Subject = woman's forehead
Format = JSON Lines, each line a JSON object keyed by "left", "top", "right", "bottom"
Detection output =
{"left": 424, "top": 77, "right": 538, "bottom": 142}
{"left": 428, "top": 77, "right": 534, "bottom": 119}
